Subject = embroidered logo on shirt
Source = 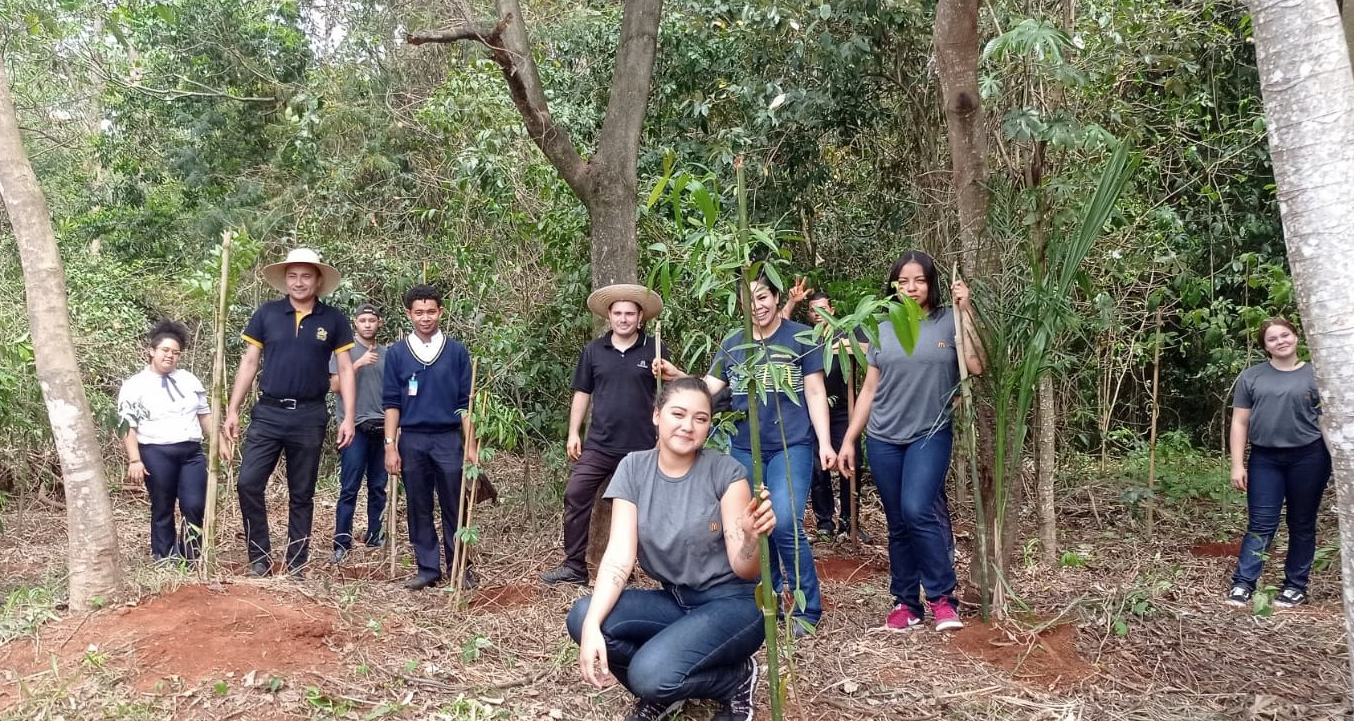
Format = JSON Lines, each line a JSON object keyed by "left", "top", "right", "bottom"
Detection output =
{"left": 709, "top": 522, "right": 719, "bottom": 533}
{"left": 938, "top": 341, "right": 948, "bottom": 348}
{"left": 316, "top": 327, "right": 328, "bottom": 342}
{"left": 637, "top": 360, "right": 649, "bottom": 369}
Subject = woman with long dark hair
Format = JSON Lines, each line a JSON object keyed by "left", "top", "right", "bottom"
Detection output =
{"left": 837, "top": 250, "right": 983, "bottom": 631}
{"left": 117, "top": 320, "right": 212, "bottom": 561}
{"left": 1226, "top": 318, "right": 1330, "bottom": 609}
{"left": 567, "top": 377, "right": 775, "bottom": 721}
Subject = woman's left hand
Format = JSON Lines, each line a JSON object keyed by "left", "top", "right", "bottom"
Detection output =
{"left": 578, "top": 623, "right": 614, "bottom": 689}
{"left": 952, "top": 279, "right": 972, "bottom": 311}
{"left": 741, "top": 487, "right": 776, "bottom": 536}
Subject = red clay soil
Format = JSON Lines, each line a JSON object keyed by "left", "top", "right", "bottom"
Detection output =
{"left": 0, "top": 583, "right": 339, "bottom": 703}
{"left": 815, "top": 556, "right": 889, "bottom": 583}
{"left": 948, "top": 620, "right": 1095, "bottom": 690}
{"left": 470, "top": 583, "right": 540, "bottom": 610}
{"left": 1191, "top": 540, "right": 1242, "bottom": 558}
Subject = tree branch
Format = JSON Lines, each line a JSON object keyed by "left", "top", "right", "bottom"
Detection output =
{"left": 406, "top": 8, "right": 591, "bottom": 199}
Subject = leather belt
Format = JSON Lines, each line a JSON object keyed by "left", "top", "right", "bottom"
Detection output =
{"left": 258, "top": 395, "right": 323, "bottom": 410}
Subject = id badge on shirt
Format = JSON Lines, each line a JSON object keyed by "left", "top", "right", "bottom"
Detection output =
{"left": 408, "top": 374, "right": 419, "bottom": 397}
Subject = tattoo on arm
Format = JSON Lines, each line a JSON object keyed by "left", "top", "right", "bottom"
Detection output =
{"left": 599, "top": 560, "right": 631, "bottom": 589}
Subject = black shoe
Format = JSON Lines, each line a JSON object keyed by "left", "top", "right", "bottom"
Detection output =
{"left": 540, "top": 564, "right": 588, "bottom": 585}
{"left": 1274, "top": 586, "right": 1308, "bottom": 609}
{"left": 249, "top": 560, "right": 272, "bottom": 578}
{"left": 365, "top": 536, "right": 386, "bottom": 548}
{"left": 712, "top": 657, "right": 757, "bottom": 721}
{"left": 288, "top": 566, "right": 306, "bottom": 581}
{"left": 838, "top": 521, "right": 873, "bottom": 544}
{"left": 1226, "top": 585, "right": 1252, "bottom": 608}
{"left": 622, "top": 698, "right": 683, "bottom": 721}
{"left": 329, "top": 547, "right": 348, "bottom": 565}
{"left": 404, "top": 574, "right": 441, "bottom": 591}
{"left": 811, "top": 526, "right": 836, "bottom": 544}
{"left": 461, "top": 568, "right": 479, "bottom": 592}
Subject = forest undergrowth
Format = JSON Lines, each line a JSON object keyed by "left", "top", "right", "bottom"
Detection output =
{"left": 0, "top": 451, "right": 1346, "bottom": 721}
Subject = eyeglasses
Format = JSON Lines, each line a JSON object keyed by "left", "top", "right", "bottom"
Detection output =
{"left": 154, "top": 347, "right": 182, "bottom": 357}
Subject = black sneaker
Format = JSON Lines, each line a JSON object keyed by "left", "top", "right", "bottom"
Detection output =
{"left": 622, "top": 698, "right": 683, "bottom": 721}
{"left": 1274, "top": 587, "right": 1307, "bottom": 609}
{"left": 1225, "top": 585, "right": 1252, "bottom": 608}
{"left": 837, "top": 521, "right": 873, "bottom": 545}
{"left": 540, "top": 564, "right": 589, "bottom": 585}
{"left": 249, "top": 560, "right": 272, "bottom": 578}
{"left": 712, "top": 657, "right": 757, "bottom": 721}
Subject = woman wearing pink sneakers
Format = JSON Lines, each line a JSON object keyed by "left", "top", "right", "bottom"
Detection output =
{"left": 837, "top": 250, "right": 984, "bottom": 632}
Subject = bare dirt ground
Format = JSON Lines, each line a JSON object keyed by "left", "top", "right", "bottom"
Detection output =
{"left": 0, "top": 457, "right": 1349, "bottom": 720}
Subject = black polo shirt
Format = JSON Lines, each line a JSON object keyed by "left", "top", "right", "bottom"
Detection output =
{"left": 824, "top": 328, "right": 868, "bottom": 424}
{"left": 242, "top": 298, "right": 354, "bottom": 401}
{"left": 573, "top": 331, "right": 670, "bottom": 454}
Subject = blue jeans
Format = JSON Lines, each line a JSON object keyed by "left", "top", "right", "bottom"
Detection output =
{"left": 867, "top": 427, "right": 956, "bottom": 615}
{"left": 566, "top": 581, "right": 764, "bottom": 705}
{"left": 1232, "top": 439, "right": 1331, "bottom": 592}
{"left": 334, "top": 430, "right": 389, "bottom": 550}
{"left": 730, "top": 443, "right": 821, "bottom": 625}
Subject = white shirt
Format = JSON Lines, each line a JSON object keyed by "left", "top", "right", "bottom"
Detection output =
{"left": 407, "top": 330, "right": 445, "bottom": 365}
{"left": 116, "top": 367, "right": 210, "bottom": 445}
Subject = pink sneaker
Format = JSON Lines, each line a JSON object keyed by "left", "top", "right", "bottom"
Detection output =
{"left": 884, "top": 603, "right": 922, "bottom": 631}
{"left": 930, "top": 597, "right": 964, "bottom": 631}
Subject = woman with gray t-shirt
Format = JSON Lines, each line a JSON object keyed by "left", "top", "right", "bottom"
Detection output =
{"left": 837, "top": 250, "right": 984, "bottom": 633}
{"left": 1225, "top": 318, "right": 1330, "bottom": 610}
{"left": 566, "top": 377, "right": 776, "bottom": 721}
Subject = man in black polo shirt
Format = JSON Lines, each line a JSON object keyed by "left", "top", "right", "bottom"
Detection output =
{"left": 541, "top": 284, "right": 667, "bottom": 585}
{"left": 222, "top": 248, "right": 357, "bottom": 578}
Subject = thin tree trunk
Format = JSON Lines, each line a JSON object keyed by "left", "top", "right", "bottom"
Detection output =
{"left": 1248, "top": 0, "right": 1354, "bottom": 689}
{"left": 0, "top": 60, "right": 122, "bottom": 609}
{"left": 1036, "top": 375, "right": 1056, "bottom": 565}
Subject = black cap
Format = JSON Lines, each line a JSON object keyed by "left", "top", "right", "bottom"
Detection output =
{"left": 354, "top": 303, "right": 381, "bottom": 319}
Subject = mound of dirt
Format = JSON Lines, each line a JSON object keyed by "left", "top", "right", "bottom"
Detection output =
{"left": 815, "top": 556, "right": 889, "bottom": 583}
{"left": 948, "top": 621, "right": 1095, "bottom": 690}
{"left": 0, "top": 582, "right": 340, "bottom": 704}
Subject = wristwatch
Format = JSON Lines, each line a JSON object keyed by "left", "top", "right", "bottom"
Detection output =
{"left": 384, "top": 437, "right": 395, "bottom": 445}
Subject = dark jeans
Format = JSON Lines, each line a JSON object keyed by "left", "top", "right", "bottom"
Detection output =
{"left": 1232, "top": 439, "right": 1332, "bottom": 592}
{"left": 730, "top": 443, "right": 821, "bottom": 625}
{"left": 237, "top": 402, "right": 328, "bottom": 569}
{"left": 566, "top": 581, "right": 764, "bottom": 705}
{"left": 399, "top": 429, "right": 466, "bottom": 579}
{"left": 140, "top": 440, "right": 208, "bottom": 560}
{"left": 559, "top": 449, "right": 625, "bottom": 571}
{"left": 810, "top": 416, "right": 859, "bottom": 531}
{"left": 334, "top": 428, "right": 389, "bottom": 550}
{"left": 867, "top": 427, "right": 957, "bottom": 615}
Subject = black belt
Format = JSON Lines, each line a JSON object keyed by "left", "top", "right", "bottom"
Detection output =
{"left": 258, "top": 395, "right": 324, "bottom": 410}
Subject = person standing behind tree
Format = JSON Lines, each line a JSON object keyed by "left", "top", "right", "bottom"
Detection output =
{"left": 118, "top": 320, "right": 212, "bottom": 562}
{"left": 655, "top": 272, "right": 835, "bottom": 637}
{"left": 382, "top": 284, "right": 479, "bottom": 591}
{"left": 222, "top": 248, "right": 357, "bottom": 579}
{"left": 837, "top": 250, "right": 983, "bottom": 632}
{"left": 1225, "top": 318, "right": 1331, "bottom": 609}
{"left": 329, "top": 303, "right": 389, "bottom": 564}
{"left": 542, "top": 284, "right": 668, "bottom": 586}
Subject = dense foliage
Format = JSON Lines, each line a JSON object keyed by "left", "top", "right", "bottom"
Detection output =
{"left": 0, "top": 0, "right": 1289, "bottom": 504}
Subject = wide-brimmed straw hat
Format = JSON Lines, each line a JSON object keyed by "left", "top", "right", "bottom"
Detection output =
{"left": 261, "top": 248, "right": 342, "bottom": 297}
{"left": 586, "top": 284, "right": 663, "bottom": 322}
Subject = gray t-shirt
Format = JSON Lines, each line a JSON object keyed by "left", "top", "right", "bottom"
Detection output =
{"left": 329, "top": 342, "right": 387, "bottom": 425}
{"left": 867, "top": 307, "right": 961, "bottom": 445}
{"left": 1233, "top": 361, "right": 1323, "bottom": 448}
{"left": 605, "top": 448, "right": 748, "bottom": 590}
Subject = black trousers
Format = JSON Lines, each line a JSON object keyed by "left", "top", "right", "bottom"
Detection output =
{"left": 399, "top": 429, "right": 466, "bottom": 579}
{"left": 560, "top": 449, "right": 625, "bottom": 571}
{"left": 236, "top": 402, "right": 327, "bottom": 569}
{"left": 140, "top": 440, "right": 207, "bottom": 560}
{"left": 810, "top": 416, "right": 860, "bottom": 530}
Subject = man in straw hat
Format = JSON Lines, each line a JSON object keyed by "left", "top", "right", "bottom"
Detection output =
{"left": 540, "top": 283, "right": 668, "bottom": 586}
{"left": 222, "top": 248, "right": 357, "bottom": 579}
{"left": 381, "top": 284, "right": 479, "bottom": 591}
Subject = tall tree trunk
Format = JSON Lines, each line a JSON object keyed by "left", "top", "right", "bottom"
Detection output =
{"left": 0, "top": 60, "right": 122, "bottom": 609}
{"left": 408, "top": 0, "right": 664, "bottom": 288}
{"left": 1248, "top": 0, "right": 1354, "bottom": 686}
{"left": 935, "top": 0, "right": 1000, "bottom": 598}
{"left": 1036, "top": 375, "right": 1057, "bottom": 565}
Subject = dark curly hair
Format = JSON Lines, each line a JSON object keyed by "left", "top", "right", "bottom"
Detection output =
{"left": 149, "top": 320, "right": 189, "bottom": 351}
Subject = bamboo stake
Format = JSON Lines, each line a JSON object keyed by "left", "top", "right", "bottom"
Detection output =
{"left": 1146, "top": 306, "right": 1164, "bottom": 536}
{"left": 951, "top": 264, "right": 991, "bottom": 619}
{"left": 202, "top": 229, "right": 232, "bottom": 575}
{"left": 449, "top": 358, "right": 480, "bottom": 608}
{"left": 387, "top": 472, "right": 399, "bottom": 577}
{"left": 654, "top": 320, "right": 663, "bottom": 395}
{"left": 846, "top": 360, "right": 859, "bottom": 545}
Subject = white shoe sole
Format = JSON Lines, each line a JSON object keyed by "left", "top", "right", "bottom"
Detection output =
{"left": 935, "top": 619, "right": 964, "bottom": 632}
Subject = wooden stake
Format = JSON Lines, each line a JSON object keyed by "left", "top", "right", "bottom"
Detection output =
{"left": 449, "top": 359, "right": 480, "bottom": 608}
{"left": 202, "top": 229, "right": 232, "bottom": 575}
{"left": 1146, "top": 306, "right": 1164, "bottom": 536}
{"left": 846, "top": 358, "right": 859, "bottom": 545}
{"left": 387, "top": 473, "right": 400, "bottom": 577}
{"left": 654, "top": 320, "right": 663, "bottom": 395}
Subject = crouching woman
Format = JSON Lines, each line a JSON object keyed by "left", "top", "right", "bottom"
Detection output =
{"left": 566, "top": 376, "right": 775, "bottom": 721}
